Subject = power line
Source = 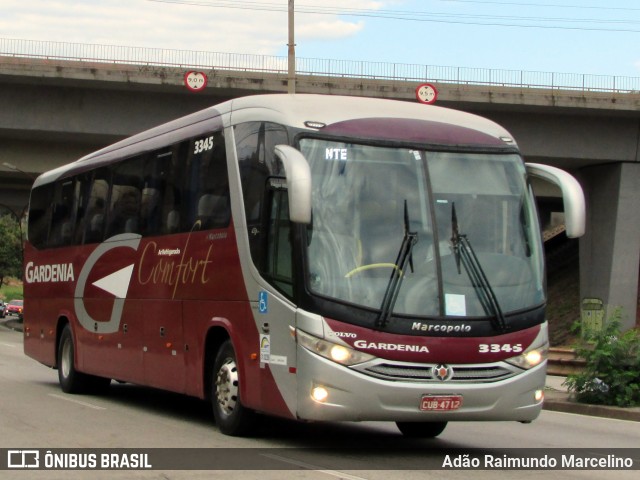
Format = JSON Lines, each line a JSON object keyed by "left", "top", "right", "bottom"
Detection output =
{"left": 144, "top": 0, "right": 640, "bottom": 33}
{"left": 439, "top": 0, "right": 640, "bottom": 13}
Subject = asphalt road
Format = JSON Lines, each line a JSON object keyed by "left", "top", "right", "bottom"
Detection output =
{"left": 1, "top": 324, "right": 638, "bottom": 480}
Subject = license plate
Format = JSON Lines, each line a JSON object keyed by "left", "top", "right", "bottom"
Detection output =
{"left": 420, "top": 395, "right": 463, "bottom": 411}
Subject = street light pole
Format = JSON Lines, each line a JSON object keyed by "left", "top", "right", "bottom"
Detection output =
{"left": 288, "top": 0, "right": 296, "bottom": 94}
{"left": 2, "top": 162, "right": 37, "bottom": 180}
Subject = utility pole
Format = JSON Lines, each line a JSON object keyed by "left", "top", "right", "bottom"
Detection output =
{"left": 288, "top": 0, "right": 296, "bottom": 94}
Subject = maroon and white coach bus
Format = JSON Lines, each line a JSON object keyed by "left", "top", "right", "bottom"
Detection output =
{"left": 23, "top": 94, "right": 585, "bottom": 437}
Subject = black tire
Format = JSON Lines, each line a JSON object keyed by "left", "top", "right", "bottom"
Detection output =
{"left": 211, "top": 340, "right": 256, "bottom": 436}
{"left": 396, "top": 421, "right": 448, "bottom": 438}
{"left": 57, "top": 324, "right": 110, "bottom": 394}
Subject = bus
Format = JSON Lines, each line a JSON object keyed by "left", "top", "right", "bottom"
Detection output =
{"left": 23, "top": 94, "right": 585, "bottom": 437}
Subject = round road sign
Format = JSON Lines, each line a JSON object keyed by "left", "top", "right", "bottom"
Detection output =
{"left": 184, "top": 71, "right": 208, "bottom": 92}
{"left": 415, "top": 83, "right": 438, "bottom": 104}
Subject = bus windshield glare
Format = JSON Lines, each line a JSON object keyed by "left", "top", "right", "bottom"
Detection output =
{"left": 300, "top": 139, "right": 544, "bottom": 319}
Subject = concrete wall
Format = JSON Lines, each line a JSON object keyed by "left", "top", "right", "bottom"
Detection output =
{"left": 579, "top": 163, "right": 640, "bottom": 330}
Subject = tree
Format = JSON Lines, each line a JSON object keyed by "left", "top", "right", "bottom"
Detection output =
{"left": 0, "top": 213, "right": 23, "bottom": 287}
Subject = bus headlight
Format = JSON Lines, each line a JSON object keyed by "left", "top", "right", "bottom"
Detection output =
{"left": 296, "top": 329, "right": 375, "bottom": 366}
{"left": 505, "top": 344, "right": 548, "bottom": 370}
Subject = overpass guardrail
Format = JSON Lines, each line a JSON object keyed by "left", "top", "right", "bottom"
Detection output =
{"left": 1, "top": 37, "right": 639, "bottom": 94}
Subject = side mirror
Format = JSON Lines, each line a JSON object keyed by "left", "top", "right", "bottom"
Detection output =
{"left": 274, "top": 145, "right": 312, "bottom": 224}
{"left": 525, "top": 163, "right": 586, "bottom": 238}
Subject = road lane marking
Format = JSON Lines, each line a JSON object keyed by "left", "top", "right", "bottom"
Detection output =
{"left": 48, "top": 393, "right": 106, "bottom": 410}
{"left": 1, "top": 343, "right": 17, "bottom": 347}
{"left": 261, "top": 453, "right": 368, "bottom": 480}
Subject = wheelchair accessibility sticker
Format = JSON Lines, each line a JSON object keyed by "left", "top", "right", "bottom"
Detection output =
{"left": 258, "top": 291, "right": 268, "bottom": 314}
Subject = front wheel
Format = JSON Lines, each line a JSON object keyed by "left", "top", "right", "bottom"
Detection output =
{"left": 396, "top": 421, "right": 448, "bottom": 438}
{"left": 211, "top": 340, "right": 256, "bottom": 436}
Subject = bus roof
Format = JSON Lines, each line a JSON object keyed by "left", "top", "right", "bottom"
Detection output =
{"left": 32, "top": 94, "right": 516, "bottom": 189}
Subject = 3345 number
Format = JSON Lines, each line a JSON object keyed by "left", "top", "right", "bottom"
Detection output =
{"left": 478, "top": 343, "right": 523, "bottom": 353}
{"left": 194, "top": 136, "right": 214, "bottom": 154}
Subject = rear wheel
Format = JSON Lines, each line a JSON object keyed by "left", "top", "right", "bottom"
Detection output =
{"left": 212, "top": 340, "right": 256, "bottom": 436}
{"left": 57, "top": 324, "right": 110, "bottom": 394}
{"left": 396, "top": 421, "right": 448, "bottom": 438}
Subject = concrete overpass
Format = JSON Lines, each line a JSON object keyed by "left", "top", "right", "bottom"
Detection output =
{"left": 0, "top": 45, "right": 638, "bottom": 329}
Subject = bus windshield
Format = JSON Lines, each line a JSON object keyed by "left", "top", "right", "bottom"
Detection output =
{"left": 300, "top": 139, "right": 544, "bottom": 319}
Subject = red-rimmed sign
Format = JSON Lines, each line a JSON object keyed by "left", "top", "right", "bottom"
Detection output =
{"left": 415, "top": 83, "right": 438, "bottom": 104}
{"left": 184, "top": 71, "right": 208, "bottom": 92}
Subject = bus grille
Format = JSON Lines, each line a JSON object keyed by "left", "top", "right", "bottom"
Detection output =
{"left": 356, "top": 362, "right": 519, "bottom": 383}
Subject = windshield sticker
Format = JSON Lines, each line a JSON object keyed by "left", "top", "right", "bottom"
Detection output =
{"left": 325, "top": 148, "right": 348, "bottom": 161}
{"left": 445, "top": 293, "right": 467, "bottom": 316}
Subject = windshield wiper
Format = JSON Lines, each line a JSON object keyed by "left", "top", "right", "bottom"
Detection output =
{"left": 450, "top": 203, "right": 508, "bottom": 333}
{"left": 377, "top": 200, "right": 418, "bottom": 328}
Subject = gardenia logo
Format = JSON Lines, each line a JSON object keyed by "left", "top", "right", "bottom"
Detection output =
{"left": 353, "top": 340, "right": 429, "bottom": 353}
{"left": 25, "top": 262, "right": 75, "bottom": 283}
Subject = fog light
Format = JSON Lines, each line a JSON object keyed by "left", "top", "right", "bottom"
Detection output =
{"left": 535, "top": 389, "right": 544, "bottom": 402}
{"left": 311, "top": 386, "right": 329, "bottom": 403}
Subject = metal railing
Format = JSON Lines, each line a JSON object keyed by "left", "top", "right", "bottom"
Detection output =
{"left": 1, "top": 37, "right": 639, "bottom": 93}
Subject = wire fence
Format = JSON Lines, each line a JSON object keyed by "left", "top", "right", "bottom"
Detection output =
{"left": 1, "top": 37, "right": 639, "bottom": 93}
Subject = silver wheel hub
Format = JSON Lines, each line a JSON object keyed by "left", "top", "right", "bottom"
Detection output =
{"left": 61, "top": 338, "right": 71, "bottom": 378}
{"left": 215, "top": 358, "right": 238, "bottom": 415}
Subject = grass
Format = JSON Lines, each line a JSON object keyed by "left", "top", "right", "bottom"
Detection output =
{"left": 0, "top": 277, "right": 23, "bottom": 302}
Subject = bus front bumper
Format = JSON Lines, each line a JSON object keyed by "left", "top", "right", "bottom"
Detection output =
{"left": 295, "top": 346, "right": 545, "bottom": 423}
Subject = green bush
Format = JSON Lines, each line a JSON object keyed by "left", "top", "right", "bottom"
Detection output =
{"left": 564, "top": 309, "right": 640, "bottom": 407}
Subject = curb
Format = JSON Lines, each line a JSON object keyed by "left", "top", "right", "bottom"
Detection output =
{"left": 542, "top": 388, "right": 640, "bottom": 422}
{"left": 0, "top": 318, "right": 23, "bottom": 332}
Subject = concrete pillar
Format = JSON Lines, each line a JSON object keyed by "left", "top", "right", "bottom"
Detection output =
{"left": 579, "top": 162, "right": 640, "bottom": 331}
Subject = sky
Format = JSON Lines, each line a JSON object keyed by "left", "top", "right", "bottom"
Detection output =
{"left": 0, "top": 0, "right": 639, "bottom": 78}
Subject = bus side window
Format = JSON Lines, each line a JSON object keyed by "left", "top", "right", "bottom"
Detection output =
{"left": 265, "top": 187, "right": 293, "bottom": 297}
{"left": 73, "top": 173, "right": 91, "bottom": 245}
{"left": 49, "top": 179, "right": 76, "bottom": 247}
{"left": 185, "top": 130, "right": 230, "bottom": 231}
{"left": 141, "top": 148, "right": 177, "bottom": 237}
{"left": 235, "top": 121, "right": 288, "bottom": 272}
{"left": 140, "top": 187, "right": 161, "bottom": 235}
{"left": 160, "top": 143, "right": 186, "bottom": 235}
{"left": 108, "top": 157, "right": 144, "bottom": 237}
{"left": 27, "top": 184, "right": 54, "bottom": 249}
{"left": 84, "top": 172, "right": 110, "bottom": 244}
